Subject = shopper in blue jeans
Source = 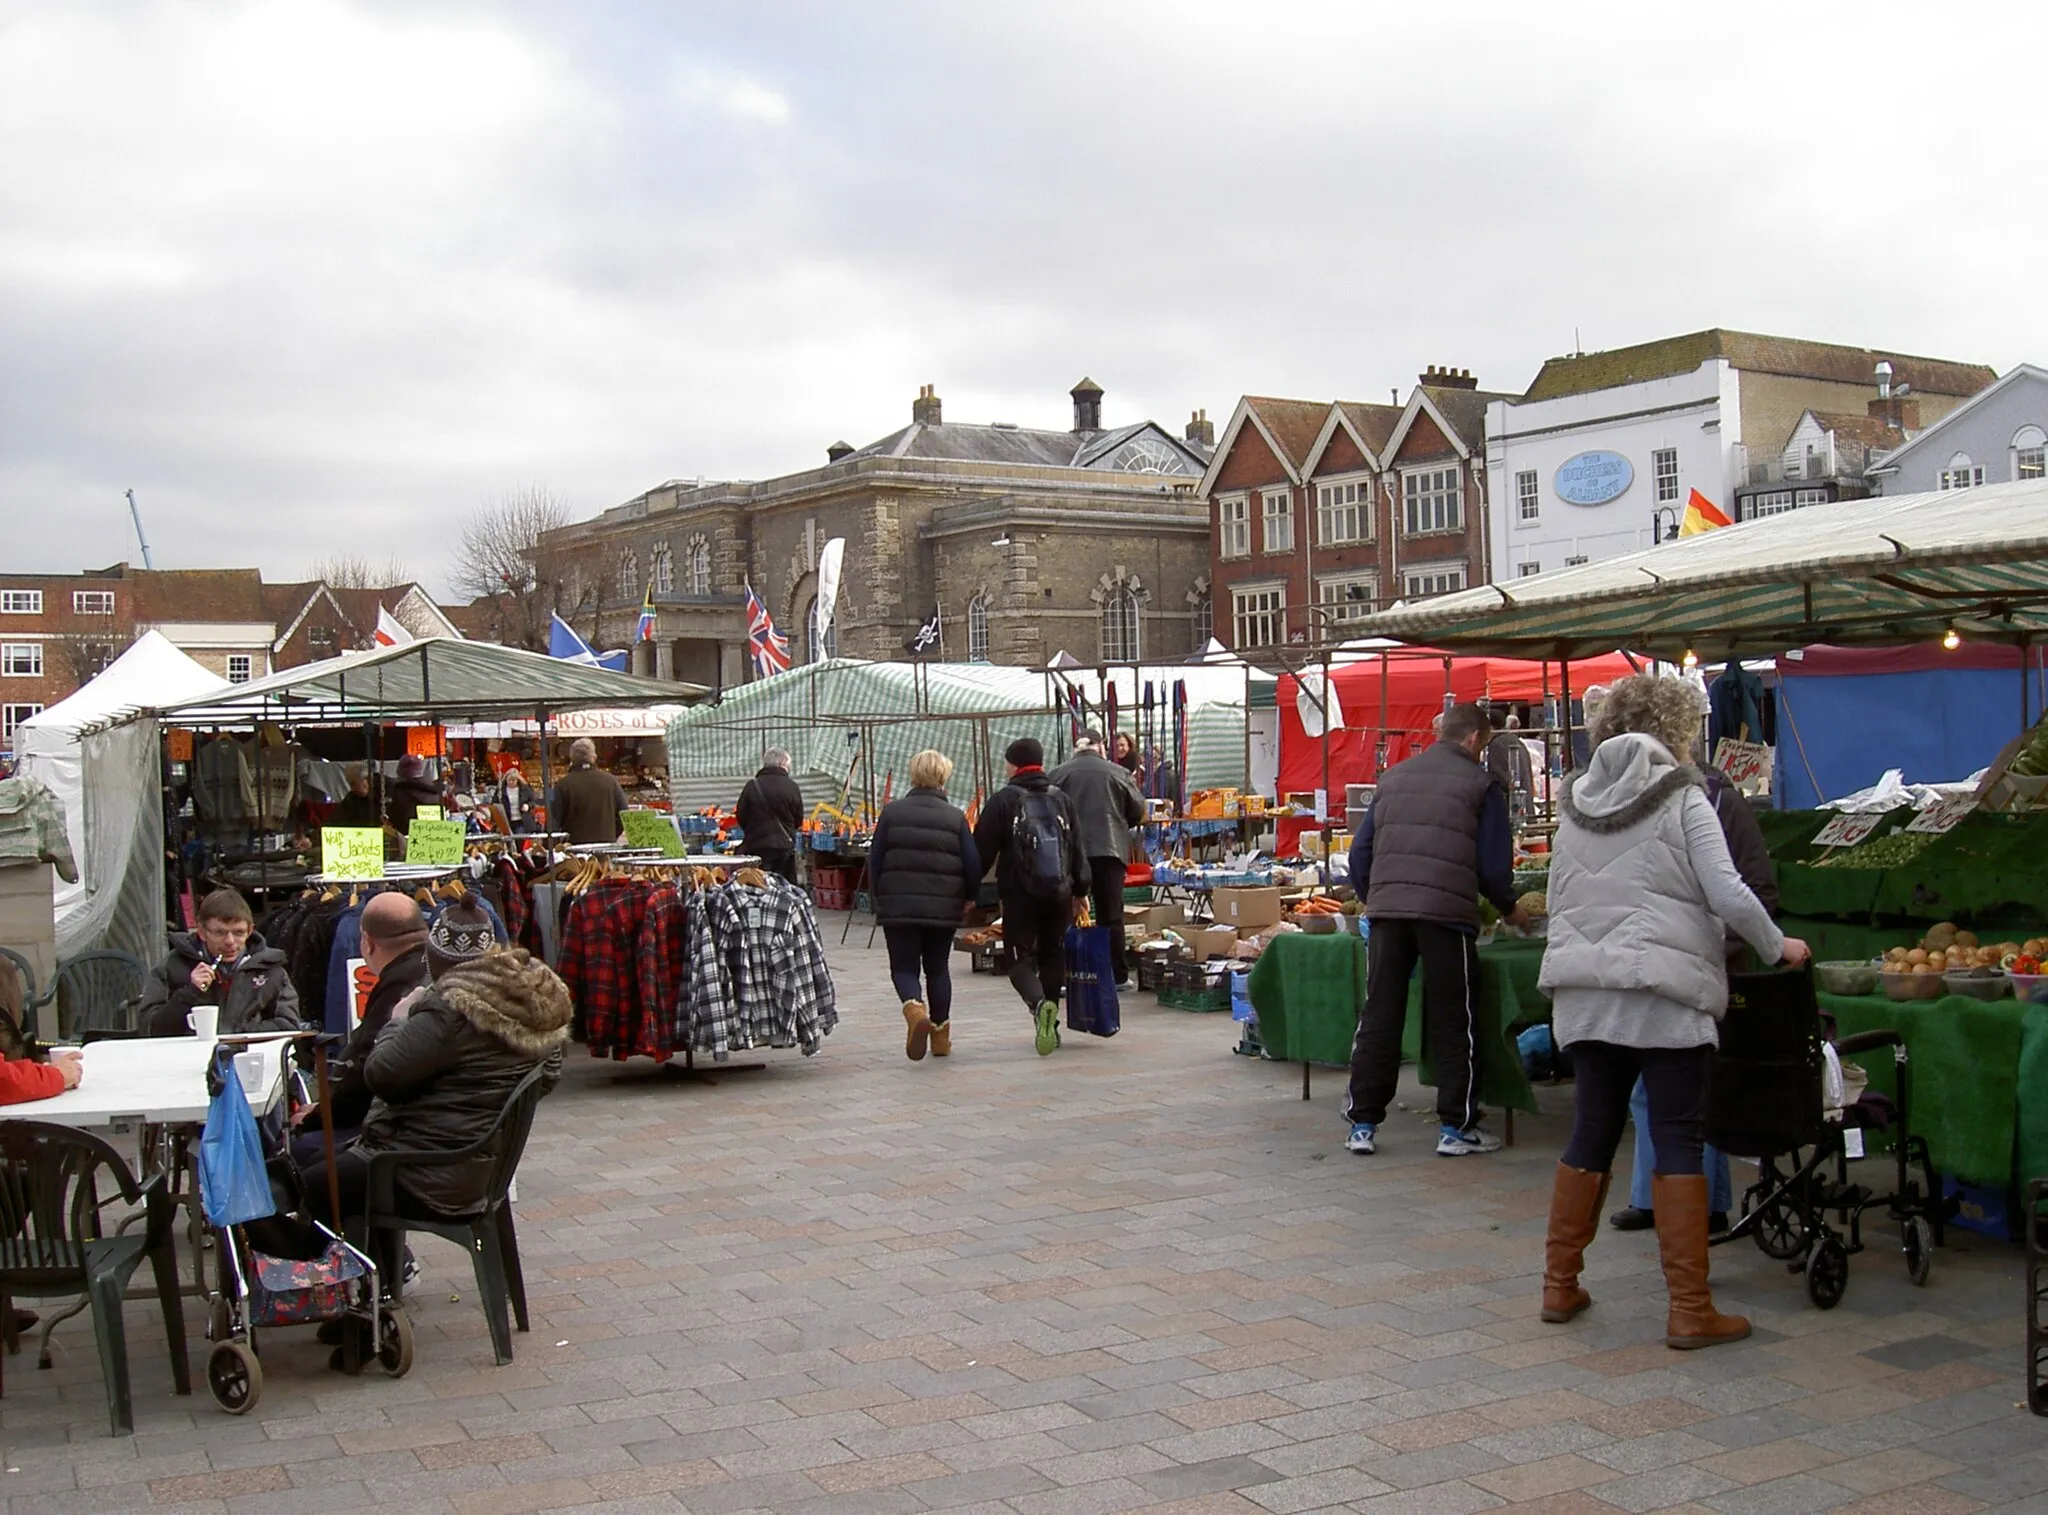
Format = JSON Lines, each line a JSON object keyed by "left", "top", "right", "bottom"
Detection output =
{"left": 1607, "top": 761, "right": 1775, "bottom": 1236}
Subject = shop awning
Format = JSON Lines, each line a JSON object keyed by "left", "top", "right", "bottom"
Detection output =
{"left": 86, "top": 637, "right": 707, "bottom": 731}
{"left": 1342, "top": 480, "right": 2048, "bottom": 660}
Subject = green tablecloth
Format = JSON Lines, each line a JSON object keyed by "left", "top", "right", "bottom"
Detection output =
{"left": 1767, "top": 807, "right": 2048, "bottom": 926}
{"left": 1246, "top": 933, "right": 1540, "bottom": 1115}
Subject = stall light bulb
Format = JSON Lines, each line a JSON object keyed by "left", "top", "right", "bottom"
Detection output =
{"left": 1942, "top": 627, "right": 1961, "bottom": 651}
{"left": 1681, "top": 649, "right": 1699, "bottom": 669}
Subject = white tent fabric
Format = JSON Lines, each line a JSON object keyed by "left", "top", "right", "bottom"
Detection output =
{"left": 14, "top": 633, "right": 227, "bottom": 961}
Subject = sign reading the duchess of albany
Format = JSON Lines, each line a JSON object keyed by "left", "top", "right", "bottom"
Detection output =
{"left": 1554, "top": 451, "right": 1635, "bottom": 506}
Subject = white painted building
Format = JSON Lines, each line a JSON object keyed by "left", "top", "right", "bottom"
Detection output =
{"left": 1483, "top": 330, "right": 1995, "bottom": 581}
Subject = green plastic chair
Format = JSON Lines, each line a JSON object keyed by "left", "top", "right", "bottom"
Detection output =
{"left": 349, "top": 1064, "right": 548, "bottom": 1365}
{"left": 0, "top": 1121, "right": 191, "bottom": 1434}
{"left": 37, "top": 951, "right": 149, "bottom": 1042}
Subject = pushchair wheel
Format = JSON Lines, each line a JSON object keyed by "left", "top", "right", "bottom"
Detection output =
{"left": 1902, "top": 1214, "right": 1933, "bottom": 1286}
{"left": 377, "top": 1305, "right": 414, "bottom": 1378}
{"left": 207, "top": 1340, "right": 262, "bottom": 1414}
{"left": 1748, "top": 1192, "right": 1806, "bottom": 1261}
{"left": 1806, "top": 1236, "right": 1849, "bottom": 1310}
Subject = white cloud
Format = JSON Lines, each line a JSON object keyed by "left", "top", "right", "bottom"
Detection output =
{"left": 673, "top": 63, "right": 791, "bottom": 126}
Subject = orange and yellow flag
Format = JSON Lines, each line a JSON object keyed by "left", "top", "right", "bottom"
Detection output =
{"left": 1678, "top": 487, "right": 1733, "bottom": 537}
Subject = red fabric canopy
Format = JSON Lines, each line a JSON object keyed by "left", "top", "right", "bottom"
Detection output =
{"left": 1275, "top": 648, "right": 1636, "bottom": 849}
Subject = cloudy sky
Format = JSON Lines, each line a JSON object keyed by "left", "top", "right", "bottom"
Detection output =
{"left": 5, "top": 1, "right": 2043, "bottom": 592}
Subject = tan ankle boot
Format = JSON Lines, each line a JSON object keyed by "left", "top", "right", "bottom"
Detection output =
{"left": 1653, "top": 1173, "right": 1750, "bottom": 1349}
{"left": 1540, "top": 1164, "right": 1609, "bottom": 1323}
{"left": 902, "top": 1000, "right": 931, "bottom": 1061}
{"left": 928, "top": 1020, "right": 951, "bottom": 1057}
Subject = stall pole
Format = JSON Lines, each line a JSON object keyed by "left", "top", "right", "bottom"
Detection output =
{"left": 1558, "top": 655, "right": 1576, "bottom": 773}
{"left": 1540, "top": 660, "right": 1554, "bottom": 826}
{"left": 1318, "top": 650, "right": 1333, "bottom": 882}
{"left": 1377, "top": 653, "right": 1389, "bottom": 779}
{"left": 256, "top": 699, "right": 269, "bottom": 896}
{"left": 2025, "top": 635, "right": 2035, "bottom": 733}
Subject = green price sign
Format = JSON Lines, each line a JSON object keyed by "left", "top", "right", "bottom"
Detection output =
{"left": 620, "top": 809, "right": 684, "bottom": 857}
{"left": 406, "top": 819, "right": 468, "bottom": 867}
{"left": 323, "top": 827, "right": 385, "bottom": 881}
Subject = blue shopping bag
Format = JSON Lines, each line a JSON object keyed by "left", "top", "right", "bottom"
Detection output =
{"left": 1063, "top": 926, "right": 1121, "bottom": 1037}
{"left": 199, "top": 1046, "right": 275, "bottom": 1228}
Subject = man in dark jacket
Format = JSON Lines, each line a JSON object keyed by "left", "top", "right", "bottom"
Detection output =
{"left": 548, "top": 738, "right": 629, "bottom": 846}
{"left": 1050, "top": 729, "right": 1146, "bottom": 988}
{"left": 293, "top": 893, "right": 431, "bottom": 1161}
{"left": 735, "top": 748, "right": 805, "bottom": 882}
{"left": 1484, "top": 714, "right": 1538, "bottom": 830}
{"left": 385, "top": 754, "right": 443, "bottom": 832}
{"left": 973, "top": 736, "right": 1090, "bottom": 1056}
{"left": 1344, "top": 704, "right": 1526, "bottom": 1158}
{"left": 142, "top": 888, "right": 303, "bottom": 1037}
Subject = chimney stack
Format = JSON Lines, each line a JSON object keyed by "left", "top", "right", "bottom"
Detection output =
{"left": 912, "top": 385, "right": 942, "bottom": 426}
{"left": 826, "top": 440, "right": 854, "bottom": 463}
{"left": 1420, "top": 365, "right": 1479, "bottom": 391}
{"left": 1185, "top": 408, "right": 1214, "bottom": 448}
{"left": 1070, "top": 376, "right": 1104, "bottom": 433}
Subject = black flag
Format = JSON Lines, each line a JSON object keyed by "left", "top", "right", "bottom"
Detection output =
{"left": 905, "top": 607, "right": 943, "bottom": 657}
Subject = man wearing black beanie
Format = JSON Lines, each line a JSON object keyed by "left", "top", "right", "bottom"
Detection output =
{"left": 972, "top": 736, "right": 1090, "bottom": 1055}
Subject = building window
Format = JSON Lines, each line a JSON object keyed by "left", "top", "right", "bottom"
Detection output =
{"left": 799, "top": 598, "right": 837, "bottom": 664}
{"left": 1653, "top": 448, "right": 1679, "bottom": 503}
{"left": 1, "top": 703, "right": 42, "bottom": 743}
{"left": 650, "top": 542, "right": 674, "bottom": 595}
{"left": 1744, "top": 490, "right": 1797, "bottom": 519}
{"left": 1, "top": 591, "right": 41, "bottom": 615}
{"left": 1315, "top": 573, "right": 1378, "bottom": 636}
{"left": 1316, "top": 478, "right": 1370, "bottom": 544}
{"left": 966, "top": 592, "right": 990, "bottom": 662}
{"left": 1232, "top": 585, "right": 1286, "bottom": 649}
{"left": 687, "top": 540, "right": 711, "bottom": 595}
{"left": 1404, "top": 565, "right": 1466, "bottom": 599}
{"left": 226, "top": 654, "right": 253, "bottom": 684}
{"left": 1402, "top": 467, "right": 1461, "bottom": 535}
{"left": 1516, "top": 470, "right": 1539, "bottom": 523}
{"left": 1940, "top": 454, "right": 1983, "bottom": 491}
{"left": 1100, "top": 585, "right": 1141, "bottom": 663}
{"left": 2014, "top": 426, "right": 2047, "bottom": 480}
{"left": 72, "top": 590, "right": 116, "bottom": 615}
{"left": 1217, "top": 495, "right": 1250, "bottom": 558}
{"left": 616, "top": 551, "right": 639, "bottom": 599}
{"left": 1793, "top": 488, "right": 1830, "bottom": 508}
{"left": 1261, "top": 488, "right": 1294, "bottom": 553}
{"left": 308, "top": 626, "right": 338, "bottom": 655}
{"left": 1563, "top": 555, "right": 1589, "bottom": 567}
{"left": 1519, "top": 561, "right": 1542, "bottom": 577}
{"left": 1192, "top": 590, "right": 1212, "bottom": 647}
{"left": 1, "top": 644, "right": 42, "bottom": 677}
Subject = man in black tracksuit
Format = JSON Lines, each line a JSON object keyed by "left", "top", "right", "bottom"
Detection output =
{"left": 973, "top": 736, "right": 1090, "bottom": 1055}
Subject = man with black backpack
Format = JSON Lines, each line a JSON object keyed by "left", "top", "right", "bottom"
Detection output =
{"left": 974, "top": 736, "right": 1091, "bottom": 1055}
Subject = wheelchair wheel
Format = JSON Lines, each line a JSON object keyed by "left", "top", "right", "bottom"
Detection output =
{"left": 377, "top": 1306, "right": 414, "bottom": 1378}
{"left": 207, "top": 1340, "right": 262, "bottom": 1414}
{"left": 1748, "top": 1191, "right": 1806, "bottom": 1261}
{"left": 1902, "top": 1215, "right": 1933, "bottom": 1287}
{"left": 1806, "top": 1236, "right": 1849, "bottom": 1310}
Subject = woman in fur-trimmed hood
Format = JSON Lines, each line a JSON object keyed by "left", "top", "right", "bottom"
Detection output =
{"left": 348, "top": 901, "right": 571, "bottom": 1217}
{"left": 1533, "top": 675, "right": 1809, "bottom": 1353}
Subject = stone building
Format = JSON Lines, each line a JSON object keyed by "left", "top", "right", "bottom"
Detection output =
{"left": 544, "top": 381, "right": 1216, "bottom": 687}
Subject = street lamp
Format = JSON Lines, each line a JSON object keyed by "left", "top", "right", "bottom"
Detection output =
{"left": 1651, "top": 506, "right": 1681, "bottom": 542}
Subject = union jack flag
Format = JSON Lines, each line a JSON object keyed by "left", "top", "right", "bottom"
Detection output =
{"left": 744, "top": 585, "right": 791, "bottom": 677}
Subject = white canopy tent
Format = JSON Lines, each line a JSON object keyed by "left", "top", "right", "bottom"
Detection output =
{"left": 14, "top": 633, "right": 228, "bottom": 962}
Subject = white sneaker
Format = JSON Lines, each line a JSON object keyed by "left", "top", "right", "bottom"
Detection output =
{"left": 1436, "top": 1125, "right": 1503, "bottom": 1157}
{"left": 1345, "top": 1122, "right": 1377, "bottom": 1155}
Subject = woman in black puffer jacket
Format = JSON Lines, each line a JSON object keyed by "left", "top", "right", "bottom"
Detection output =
{"left": 302, "top": 901, "right": 569, "bottom": 1226}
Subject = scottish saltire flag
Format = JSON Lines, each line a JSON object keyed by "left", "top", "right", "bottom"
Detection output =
{"left": 549, "top": 612, "right": 629, "bottom": 673}
{"left": 636, "top": 582, "right": 657, "bottom": 643}
{"left": 744, "top": 585, "right": 791, "bottom": 677}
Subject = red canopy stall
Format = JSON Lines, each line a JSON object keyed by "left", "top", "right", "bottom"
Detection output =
{"left": 1275, "top": 647, "right": 1637, "bottom": 850}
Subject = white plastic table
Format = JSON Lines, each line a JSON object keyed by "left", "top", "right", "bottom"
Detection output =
{"left": 0, "top": 1036, "right": 289, "bottom": 1131}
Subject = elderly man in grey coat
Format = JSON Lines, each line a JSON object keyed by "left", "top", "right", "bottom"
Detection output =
{"left": 1050, "top": 729, "right": 1146, "bottom": 988}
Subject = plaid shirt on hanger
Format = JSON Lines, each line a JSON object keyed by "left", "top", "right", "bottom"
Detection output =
{"left": 634, "top": 885, "right": 689, "bottom": 1063}
{"left": 685, "top": 892, "right": 739, "bottom": 1060}
{"left": 557, "top": 877, "right": 647, "bottom": 1057}
{"left": 702, "top": 875, "right": 838, "bottom": 1055}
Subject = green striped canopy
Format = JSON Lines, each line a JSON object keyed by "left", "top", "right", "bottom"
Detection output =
{"left": 1346, "top": 481, "right": 2048, "bottom": 660}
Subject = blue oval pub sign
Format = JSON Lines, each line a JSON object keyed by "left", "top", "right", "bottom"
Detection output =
{"left": 1554, "top": 450, "right": 1635, "bottom": 506}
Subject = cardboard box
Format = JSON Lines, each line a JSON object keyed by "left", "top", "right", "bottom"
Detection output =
{"left": 1213, "top": 886, "right": 1284, "bottom": 930}
{"left": 1124, "top": 902, "right": 1187, "bottom": 937}
{"left": 1179, "top": 924, "right": 1238, "bottom": 962}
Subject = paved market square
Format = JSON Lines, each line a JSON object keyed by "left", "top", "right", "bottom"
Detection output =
{"left": 2, "top": 928, "right": 2042, "bottom": 1514}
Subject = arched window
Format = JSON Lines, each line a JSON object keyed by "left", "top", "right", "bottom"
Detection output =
{"left": 1940, "top": 452, "right": 1983, "bottom": 491}
{"left": 687, "top": 539, "right": 712, "bottom": 594}
{"left": 1192, "top": 590, "right": 1213, "bottom": 648}
{"left": 2014, "top": 426, "right": 2046, "bottom": 481}
{"left": 966, "top": 592, "right": 990, "bottom": 662}
{"left": 798, "top": 596, "right": 837, "bottom": 663}
{"left": 1100, "top": 584, "right": 1141, "bottom": 663}
{"left": 617, "top": 550, "right": 639, "bottom": 599}
{"left": 649, "top": 542, "right": 674, "bottom": 595}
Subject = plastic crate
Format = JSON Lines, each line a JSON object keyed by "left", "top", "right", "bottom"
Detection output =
{"left": 1165, "top": 983, "right": 1232, "bottom": 1013}
{"left": 1123, "top": 884, "right": 1154, "bottom": 904}
{"left": 1135, "top": 957, "right": 1171, "bottom": 992}
{"left": 813, "top": 883, "right": 854, "bottom": 911}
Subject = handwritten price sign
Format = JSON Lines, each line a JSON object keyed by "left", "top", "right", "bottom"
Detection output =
{"left": 1713, "top": 739, "right": 1771, "bottom": 789}
{"left": 1905, "top": 797, "right": 1977, "bottom": 835}
{"left": 1811, "top": 813, "right": 1884, "bottom": 849}
{"left": 322, "top": 827, "right": 385, "bottom": 881}
{"left": 406, "top": 819, "right": 468, "bottom": 866}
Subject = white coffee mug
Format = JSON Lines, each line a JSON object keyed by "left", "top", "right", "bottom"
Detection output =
{"left": 188, "top": 1005, "right": 220, "bottom": 1040}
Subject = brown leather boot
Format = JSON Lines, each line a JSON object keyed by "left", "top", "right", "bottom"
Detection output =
{"left": 1654, "top": 1173, "right": 1751, "bottom": 1349}
{"left": 1540, "top": 1164, "right": 1609, "bottom": 1323}
{"left": 928, "top": 1020, "right": 951, "bottom": 1057}
{"left": 903, "top": 1000, "right": 932, "bottom": 1061}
